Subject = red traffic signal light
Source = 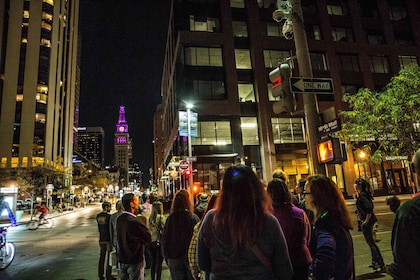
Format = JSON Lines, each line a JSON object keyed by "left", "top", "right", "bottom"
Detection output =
{"left": 184, "top": 168, "right": 192, "bottom": 178}
{"left": 269, "top": 63, "right": 296, "bottom": 114}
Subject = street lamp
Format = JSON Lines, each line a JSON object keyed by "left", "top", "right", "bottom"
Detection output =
{"left": 186, "top": 103, "right": 194, "bottom": 200}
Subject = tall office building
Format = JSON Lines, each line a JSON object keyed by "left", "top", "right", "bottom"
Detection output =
{"left": 114, "top": 105, "right": 132, "bottom": 187}
{"left": 76, "top": 127, "right": 105, "bottom": 169}
{"left": 155, "top": 0, "right": 420, "bottom": 196}
{"left": 0, "top": 0, "right": 80, "bottom": 187}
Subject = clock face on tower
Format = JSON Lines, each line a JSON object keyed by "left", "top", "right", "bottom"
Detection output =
{"left": 119, "top": 126, "right": 124, "bottom": 132}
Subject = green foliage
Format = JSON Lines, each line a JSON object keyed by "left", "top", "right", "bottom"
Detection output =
{"left": 340, "top": 64, "right": 420, "bottom": 163}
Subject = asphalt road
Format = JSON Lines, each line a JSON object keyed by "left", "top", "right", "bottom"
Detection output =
{"left": 0, "top": 194, "right": 414, "bottom": 280}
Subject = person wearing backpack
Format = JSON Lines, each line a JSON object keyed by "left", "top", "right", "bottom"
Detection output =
{"left": 147, "top": 201, "right": 166, "bottom": 280}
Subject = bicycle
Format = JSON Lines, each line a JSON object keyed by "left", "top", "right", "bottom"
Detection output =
{"left": 27, "top": 216, "right": 54, "bottom": 230}
{"left": 0, "top": 226, "right": 16, "bottom": 270}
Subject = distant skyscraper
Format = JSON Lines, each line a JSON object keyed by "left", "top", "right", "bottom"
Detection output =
{"left": 77, "top": 127, "right": 105, "bottom": 169}
{"left": 114, "top": 105, "right": 132, "bottom": 187}
{"left": 0, "top": 0, "right": 80, "bottom": 187}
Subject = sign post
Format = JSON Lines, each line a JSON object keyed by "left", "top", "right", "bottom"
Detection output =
{"left": 291, "top": 77, "right": 334, "bottom": 93}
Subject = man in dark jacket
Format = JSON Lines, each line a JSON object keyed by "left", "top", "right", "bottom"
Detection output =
{"left": 389, "top": 149, "right": 420, "bottom": 279}
{"left": 117, "top": 193, "right": 151, "bottom": 280}
{"left": 96, "top": 201, "right": 112, "bottom": 280}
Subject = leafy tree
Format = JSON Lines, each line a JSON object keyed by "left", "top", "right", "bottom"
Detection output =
{"left": 339, "top": 64, "right": 420, "bottom": 163}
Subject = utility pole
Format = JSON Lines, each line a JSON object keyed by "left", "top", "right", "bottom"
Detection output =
{"left": 278, "top": 0, "right": 326, "bottom": 175}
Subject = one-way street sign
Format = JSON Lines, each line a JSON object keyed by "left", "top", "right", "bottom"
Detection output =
{"left": 291, "top": 77, "right": 334, "bottom": 94}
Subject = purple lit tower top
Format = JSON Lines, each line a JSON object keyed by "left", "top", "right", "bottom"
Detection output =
{"left": 116, "top": 106, "right": 129, "bottom": 144}
{"left": 116, "top": 106, "right": 128, "bottom": 133}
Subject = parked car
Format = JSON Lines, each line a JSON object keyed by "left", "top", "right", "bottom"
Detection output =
{"left": 16, "top": 200, "right": 25, "bottom": 210}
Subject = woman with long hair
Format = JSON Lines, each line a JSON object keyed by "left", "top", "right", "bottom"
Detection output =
{"left": 304, "top": 175, "right": 354, "bottom": 279}
{"left": 354, "top": 178, "right": 386, "bottom": 271}
{"left": 267, "top": 179, "right": 312, "bottom": 280}
{"left": 197, "top": 164, "right": 292, "bottom": 280}
{"left": 162, "top": 189, "right": 200, "bottom": 280}
{"left": 147, "top": 201, "right": 166, "bottom": 280}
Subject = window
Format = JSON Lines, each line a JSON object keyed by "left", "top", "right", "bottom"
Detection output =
{"left": 235, "top": 49, "right": 252, "bottom": 69}
{"left": 358, "top": 0, "right": 379, "bottom": 18}
{"left": 337, "top": 54, "right": 359, "bottom": 72}
{"left": 389, "top": 5, "right": 407, "bottom": 20}
{"left": 266, "top": 22, "right": 282, "bottom": 37}
{"left": 395, "top": 33, "right": 414, "bottom": 46}
{"left": 310, "top": 53, "right": 328, "bottom": 71}
{"left": 241, "top": 117, "right": 259, "bottom": 145}
{"left": 184, "top": 47, "right": 223, "bottom": 67}
{"left": 264, "top": 50, "right": 292, "bottom": 68}
{"left": 326, "top": 1, "right": 348, "bottom": 16}
{"left": 341, "top": 85, "right": 359, "bottom": 95}
{"left": 232, "top": 21, "right": 248, "bottom": 37}
{"left": 398, "top": 56, "right": 418, "bottom": 68}
{"left": 230, "top": 0, "right": 244, "bottom": 8}
{"left": 331, "top": 27, "right": 353, "bottom": 42}
{"left": 306, "top": 25, "right": 321, "bottom": 40}
{"left": 369, "top": 56, "right": 390, "bottom": 73}
{"left": 238, "top": 83, "right": 255, "bottom": 102}
{"left": 301, "top": 0, "right": 318, "bottom": 14}
{"left": 367, "top": 30, "right": 385, "bottom": 44}
{"left": 272, "top": 118, "right": 305, "bottom": 144}
{"left": 192, "top": 80, "right": 226, "bottom": 100}
{"left": 189, "top": 15, "right": 220, "bottom": 32}
{"left": 193, "top": 121, "right": 232, "bottom": 145}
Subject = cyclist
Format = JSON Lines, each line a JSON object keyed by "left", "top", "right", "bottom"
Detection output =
{"left": 35, "top": 202, "right": 49, "bottom": 223}
{"left": 0, "top": 194, "right": 17, "bottom": 227}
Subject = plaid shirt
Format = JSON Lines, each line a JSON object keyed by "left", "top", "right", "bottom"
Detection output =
{"left": 188, "top": 222, "right": 202, "bottom": 280}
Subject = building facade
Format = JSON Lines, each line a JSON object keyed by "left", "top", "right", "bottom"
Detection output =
{"left": 76, "top": 126, "right": 105, "bottom": 169}
{"left": 0, "top": 0, "right": 80, "bottom": 188}
{"left": 154, "top": 0, "right": 420, "bottom": 196}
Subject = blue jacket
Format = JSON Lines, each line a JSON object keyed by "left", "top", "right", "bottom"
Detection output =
{"left": 309, "top": 213, "right": 354, "bottom": 280}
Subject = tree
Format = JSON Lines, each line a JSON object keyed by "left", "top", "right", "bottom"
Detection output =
{"left": 339, "top": 64, "right": 420, "bottom": 163}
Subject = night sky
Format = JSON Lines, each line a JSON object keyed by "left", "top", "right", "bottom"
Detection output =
{"left": 78, "top": 1, "right": 171, "bottom": 180}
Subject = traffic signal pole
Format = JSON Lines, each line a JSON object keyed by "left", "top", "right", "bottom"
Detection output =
{"left": 289, "top": 0, "right": 325, "bottom": 175}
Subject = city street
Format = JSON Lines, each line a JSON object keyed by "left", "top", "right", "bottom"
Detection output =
{"left": 1, "top": 194, "right": 413, "bottom": 280}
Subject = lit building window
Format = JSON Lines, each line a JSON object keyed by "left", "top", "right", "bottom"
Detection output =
{"left": 189, "top": 15, "right": 219, "bottom": 32}
{"left": 235, "top": 49, "right": 252, "bottom": 69}
{"left": 232, "top": 21, "right": 248, "bottom": 37}
{"left": 238, "top": 83, "right": 255, "bottom": 102}
{"left": 272, "top": 118, "right": 305, "bottom": 144}
{"left": 398, "top": 55, "right": 418, "bottom": 68}
{"left": 369, "top": 55, "right": 390, "bottom": 73}
{"left": 192, "top": 121, "right": 232, "bottom": 145}
{"left": 264, "top": 50, "right": 292, "bottom": 68}
{"left": 241, "top": 117, "right": 259, "bottom": 145}
{"left": 184, "top": 47, "right": 223, "bottom": 67}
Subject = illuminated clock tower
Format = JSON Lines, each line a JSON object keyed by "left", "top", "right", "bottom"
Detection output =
{"left": 114, "top": 106, "right": 132, "bottom": 188}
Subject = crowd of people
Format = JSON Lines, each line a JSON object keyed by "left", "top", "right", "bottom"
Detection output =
{"left": 94, "top": 148, "right": 420, "bottom": 280}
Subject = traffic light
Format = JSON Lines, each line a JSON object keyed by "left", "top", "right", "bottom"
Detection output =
{"left": 316, "top": 137, "right": 346, "bottom": 164}
{"left": 269, "top": 63, "right": 296, "bottom": 114}
{"left": 184, "top": 168, "right": 192, "bottom": 179}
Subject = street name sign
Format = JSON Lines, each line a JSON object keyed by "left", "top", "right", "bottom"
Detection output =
{"left": 291, "top": 77, "right": 333, "bottom": 94}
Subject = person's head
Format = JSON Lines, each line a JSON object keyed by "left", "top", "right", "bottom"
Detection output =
{"left": 354, "top": 178, "right": 373, "bottom": 198}
{"left": 267, "top": 178, "right": 291, "bottom": 207}
{"left": 149, "top": 201, "right": 164, "bottom": 224}
{"left": 273, "top": 169, "right": 288, "bottom": 182}
{"left": 304, "top": 174, "right": 353, "bottom": 230}
{"left": 214, "top": 164, "right": 271, "bottom": 250}
{"left": 115, "top": 200, "right": 124, "bottom": 212}
{"left": 197, "top": 193, "right": 209, "bottom": 204}
{"left": 201, "top": 192, "right": 219, "bottom": 219}
{"left": 171, "top": 189, "right": 193, "bottom": 213}
{"left": 102, "top": 201, "right": 111, "bottom": 212}
{"left": 122, "top": 193, "right": 139, "bottom": 213}
{"left": 386, "top": 195, "right": 401, "bottom": 213}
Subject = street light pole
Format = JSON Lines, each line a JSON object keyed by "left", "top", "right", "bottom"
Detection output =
{"left": 187, "top": 104, "right": 194, "bottom": 201}
{"left": 289, "top": 0, "right": 325, "bottom": 175}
